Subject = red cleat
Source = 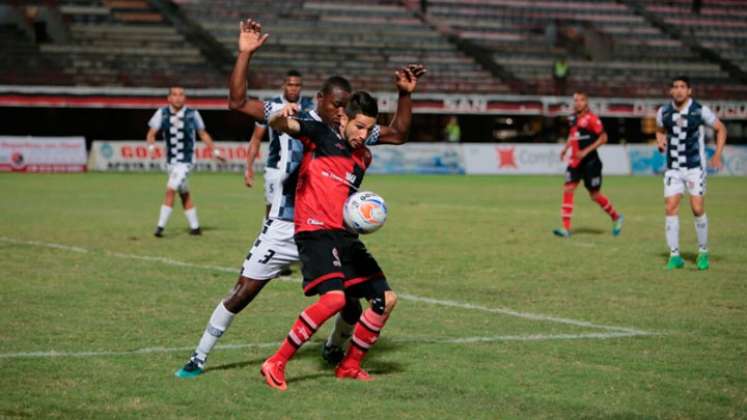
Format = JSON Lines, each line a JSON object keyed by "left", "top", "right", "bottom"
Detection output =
{"left": 260, "top": 358, "right": 288, "bottom": 391}
{"left": 335, "top": 363, "right": 374, "bottom": 381}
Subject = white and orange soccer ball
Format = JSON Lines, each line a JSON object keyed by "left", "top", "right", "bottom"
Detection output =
{"left": 343, "top": 191, "right": 388, "bottom": 234}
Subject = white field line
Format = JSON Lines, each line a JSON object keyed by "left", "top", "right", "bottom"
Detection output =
{"left": 1, "top": 236, "right": 658, "bottom": 337}
{"left": 0, "top": 331, "right": 650, "bottom": 360}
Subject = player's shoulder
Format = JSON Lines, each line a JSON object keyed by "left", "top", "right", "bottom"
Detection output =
{"left": 300, "top": 97, "right": 314, "bottom": 110}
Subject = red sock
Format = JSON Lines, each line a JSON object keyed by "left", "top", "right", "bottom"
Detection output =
{"left": 593, "top": 193, "right": 619, "bottom": 221}
{"left": 274, "top": 292, "right": 346, "bottom": 362}
{"left": 561, "top": 183, "right": 576, "bottom": 230}
{"left": 341, "top": 309, "right": 389, "bottom": 367}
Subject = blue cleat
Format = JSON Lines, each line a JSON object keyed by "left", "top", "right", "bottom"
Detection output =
{"left": 553, "top": 228, "right": 571, "bottom": 238}
{"left": 612, "top": 214, "right": 624, "bottom": 236}
{"left": 175, "top": 354, "right": 205, "bottom": 378}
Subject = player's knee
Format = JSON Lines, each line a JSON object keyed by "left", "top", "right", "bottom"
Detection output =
{"left": 588, "top": 190, "right": 600, "bottom": 200}
{"left": 383, "top": 290, "right": 397, "bottom": 316}
{"left": 224, "top": 276, "right": 265, "bottom": 313}
{"left": 321, "top": 290, "right": 347, "bottom": 312}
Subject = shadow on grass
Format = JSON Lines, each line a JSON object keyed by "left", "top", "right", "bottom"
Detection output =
{"left": 571, "top": 227, "right": 605, "bottom": 235}
{"left": 658, "top": 251, "right": 722, "bottom": 262}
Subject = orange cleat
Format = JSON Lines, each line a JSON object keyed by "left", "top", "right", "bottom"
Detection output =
{"left": 260, "top": 358, "right": 288, "bottom": 391}
{"left": 335, "top": 363, "right": 374, "bottom": 381}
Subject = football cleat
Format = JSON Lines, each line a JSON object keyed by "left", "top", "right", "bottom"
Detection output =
{"left": 552, "top": 228, "right": 571, "bottom": 238}
{"left": 612, "top": 214, "right": 624, "bottom": 236}
{"left": 154, "top": 227, "right": 164, "bottom": 238}
{"left": 321, "top": 343, "right": 345, "bottom": 366}
{"left": 666, "top": 255, "right": 685, "bottom": 270}
{"left": 189, "top": 227, "right": 202, "bottom": 236}
{"left": 260, "top": 358, "right": 287, "bottom": 391}
{"left": 696, "top": 251, "right": 710, "bottom": 271}
{"left": 175, "top": 354, "right": 205, "bottom": 378}
{"left": 335, "top": 363, "right": 374, "bottom": 381}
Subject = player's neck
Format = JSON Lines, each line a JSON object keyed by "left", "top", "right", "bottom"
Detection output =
{"left": 673, "top": 98, "right": 691, "bottom": 111}
{"left": 169, "top": 105, "right": 184, "bottom": 113}
{"left": 576, "top": 108, "right": 589, "bottom": 118}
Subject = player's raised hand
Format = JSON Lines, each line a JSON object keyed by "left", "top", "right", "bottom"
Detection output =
{"left": 238, "top": 19, "right": 269, "bottom": 54}
{"left": 394, "top": 64, "right": 427, "bottom": 94}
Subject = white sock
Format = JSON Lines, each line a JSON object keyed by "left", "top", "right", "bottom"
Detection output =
{"left": 694, "top": 214, "right": 708, "bottom": 253}
{"left": 665, "top": 215, "right": 680, "bottom": 256}
{"left": 195, "top": 301, "right": 235, "bottom": 362}
{"left": 326, "top": 313, "right": 355, "bottom": 348}
{"left": 184, "top": 207, "right": 199, "bottom": 230}
{"left": 157, "top": 205, "right": 172, "bottom": 228}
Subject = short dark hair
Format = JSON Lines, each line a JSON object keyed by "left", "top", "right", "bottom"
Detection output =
{"left": 671, "top": 76, "right": 690, "bottom": 88}
{"left": 573, "top": 91, "right": 588, "bottom": 98}
{"left": 168, "top": 86, "right": 184, "bottom": 94}
{"left": 345, "top": 91, "right": 378, "bottom": 119}
{"left": 320, "top": 76, "right": 352, "bottom": 95}
{"left": 286, "top": 69, "right": 302, "bottom": 78}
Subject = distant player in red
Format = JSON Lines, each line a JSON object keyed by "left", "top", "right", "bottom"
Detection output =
{"left": 260, "top": 70, "right": 422, "bottom": 390}
{"left": 554, "top": 92, "right": 623, "bottom": 237}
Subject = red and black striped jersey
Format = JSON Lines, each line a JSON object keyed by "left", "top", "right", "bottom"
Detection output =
{"left": 293, "top": 114, "right": 372, "bottom": 234}
{"left": 568, "top": 111, "right": 604, "bottom": 168}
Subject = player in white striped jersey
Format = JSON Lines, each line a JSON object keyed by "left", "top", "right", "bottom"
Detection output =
{"left": 175, "top": 18, "right": 425, "bottom": 378}
{"left": 146, "top": 86, "right": 224, "bottom": 238}
{"left": 656, "top": 76, "right": 727, "bottom": 270}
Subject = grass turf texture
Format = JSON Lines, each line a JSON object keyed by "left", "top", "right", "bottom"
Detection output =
{"left": 0, "top": 172, "right": 745, "bottom": 419}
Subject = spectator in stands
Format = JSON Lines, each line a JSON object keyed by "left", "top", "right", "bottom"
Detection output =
{"left": 553, "top": 56, "right": 569, "bottom": 95}
{"left": 24, "top": 6, "right": 48, "bottom": 44}
{"left": 444, "top": 116, "right": 461, "bottom": 142}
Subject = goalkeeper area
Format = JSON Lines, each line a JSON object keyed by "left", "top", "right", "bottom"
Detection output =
{"left": 1, "top": 173, "right": 745, "bottom": 418}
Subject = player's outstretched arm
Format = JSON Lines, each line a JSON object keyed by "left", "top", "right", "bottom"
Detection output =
{"left": 198, "top": 129, "right": 226, "bottom": 162}
{"left": 377, "top": 64, "right": 427, "bottom": 145}
{"left": 228, "top": 19, "right": 269, "bottom": 120}
{"left": 709, "top": 119, "right": 727, "bottom": 169}
{"left": 244, "top": 124, "right": 265, "bottom": 187}
{"left": 268, "top": 103, "right": 301, "bottom": 136}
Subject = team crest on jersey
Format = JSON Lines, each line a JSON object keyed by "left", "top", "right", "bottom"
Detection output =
{"left": 345, "top": 172, "right": 357, "bottom": 185}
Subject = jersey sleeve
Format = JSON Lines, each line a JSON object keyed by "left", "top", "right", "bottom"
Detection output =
{"left": 656, "top": 107, "right": 664, "bottom": 128}
{"left": 295, "top": 117, "right": 324, "bottom": 147}
{"left": 262, "top": 101, "right": 273, "bottom": 125}
{"left": 148, "top": 109, "right": 162, "bottom": 129}
{"left": 364, "top": 125, "right": 381, "bottom": 146}
{"left": 193, "top": 110, "right": 206, "bottom": 130}
{"left": 701, "top": 105, "right": 718, "bottom": 127}
{"left": 589, "top": 115, "right": 604, "bottom": 135}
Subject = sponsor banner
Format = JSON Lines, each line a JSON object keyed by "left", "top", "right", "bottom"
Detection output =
{"left": 88, "top": 141, "right": 266, "bottom": 172}
{"left": 628, "top": 144, "right": 747, "bottom": 176}
{"left": 464, "top": 144, "right": 629, "bottom": 175}
{"left": 367, "top": 144, "right": 464, "bottom": 174}
{"left": 0, "top": 136, "right": 86, "bottom": 172}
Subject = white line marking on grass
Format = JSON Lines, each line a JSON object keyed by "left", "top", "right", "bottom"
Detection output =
{"left": 0, "top": 331, "right": 655, "bottom": 360}
{"left": 1, "top": 236, "right": 658, "bottom": 337}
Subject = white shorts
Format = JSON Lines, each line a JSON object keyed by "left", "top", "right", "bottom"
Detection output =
{"left": 664, "top": 168, "right": 706, "bottom": 198}
{"left": 240, "top": 218, "right": 299, "bottom": 280}
{"left": 167, "top": 163, "right": 191, "bottom": 193}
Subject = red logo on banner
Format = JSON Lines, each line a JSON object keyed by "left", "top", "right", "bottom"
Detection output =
{"left": 496, "top": 147, "right": 517, "bottom": 168}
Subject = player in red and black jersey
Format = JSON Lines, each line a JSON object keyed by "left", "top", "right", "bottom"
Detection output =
{"left": 554, "top": 92, "right": 623, "bottom": 238}
{"left": 259, "top": 70, "right": 423, "bottom": 390}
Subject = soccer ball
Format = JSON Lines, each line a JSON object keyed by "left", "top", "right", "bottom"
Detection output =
{"left": 343, "top": 191, "right": 388, "bottom": 234}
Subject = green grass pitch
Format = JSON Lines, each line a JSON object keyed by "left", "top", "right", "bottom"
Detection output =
{"left": 1, "top": 172, "right": 745, "bottom": 419}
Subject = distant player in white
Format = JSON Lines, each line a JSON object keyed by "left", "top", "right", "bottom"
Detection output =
{"left": 146, "top": 86, "right": 224, "bottom": 237}
{"left": 656, "top": 76, "right": 726, "bottom": 270}
{"left": 174, "top": 19, "right": 425, "bottom": 378}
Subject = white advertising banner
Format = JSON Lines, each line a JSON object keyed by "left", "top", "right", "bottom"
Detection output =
{"left": 463, "top": 144, "right": 630, "bottom": 175}
{"left": 367, "top": 144, "right": 464, "bottom": 174}
{"left": 88, "top": 141, "right": 266, "bottom": 172}
{"left": 0, "top": 136, "right": 87, "bottom": 172}
{"left": 628, "top": 144, "right": 747, "bottom": 176}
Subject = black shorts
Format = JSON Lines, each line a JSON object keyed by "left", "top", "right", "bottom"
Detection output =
{"left": 565, "top": 158, "right": 603, "bottom": 191}
{"left": 294, "top": 230, "right": 390, "bottom": 299}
